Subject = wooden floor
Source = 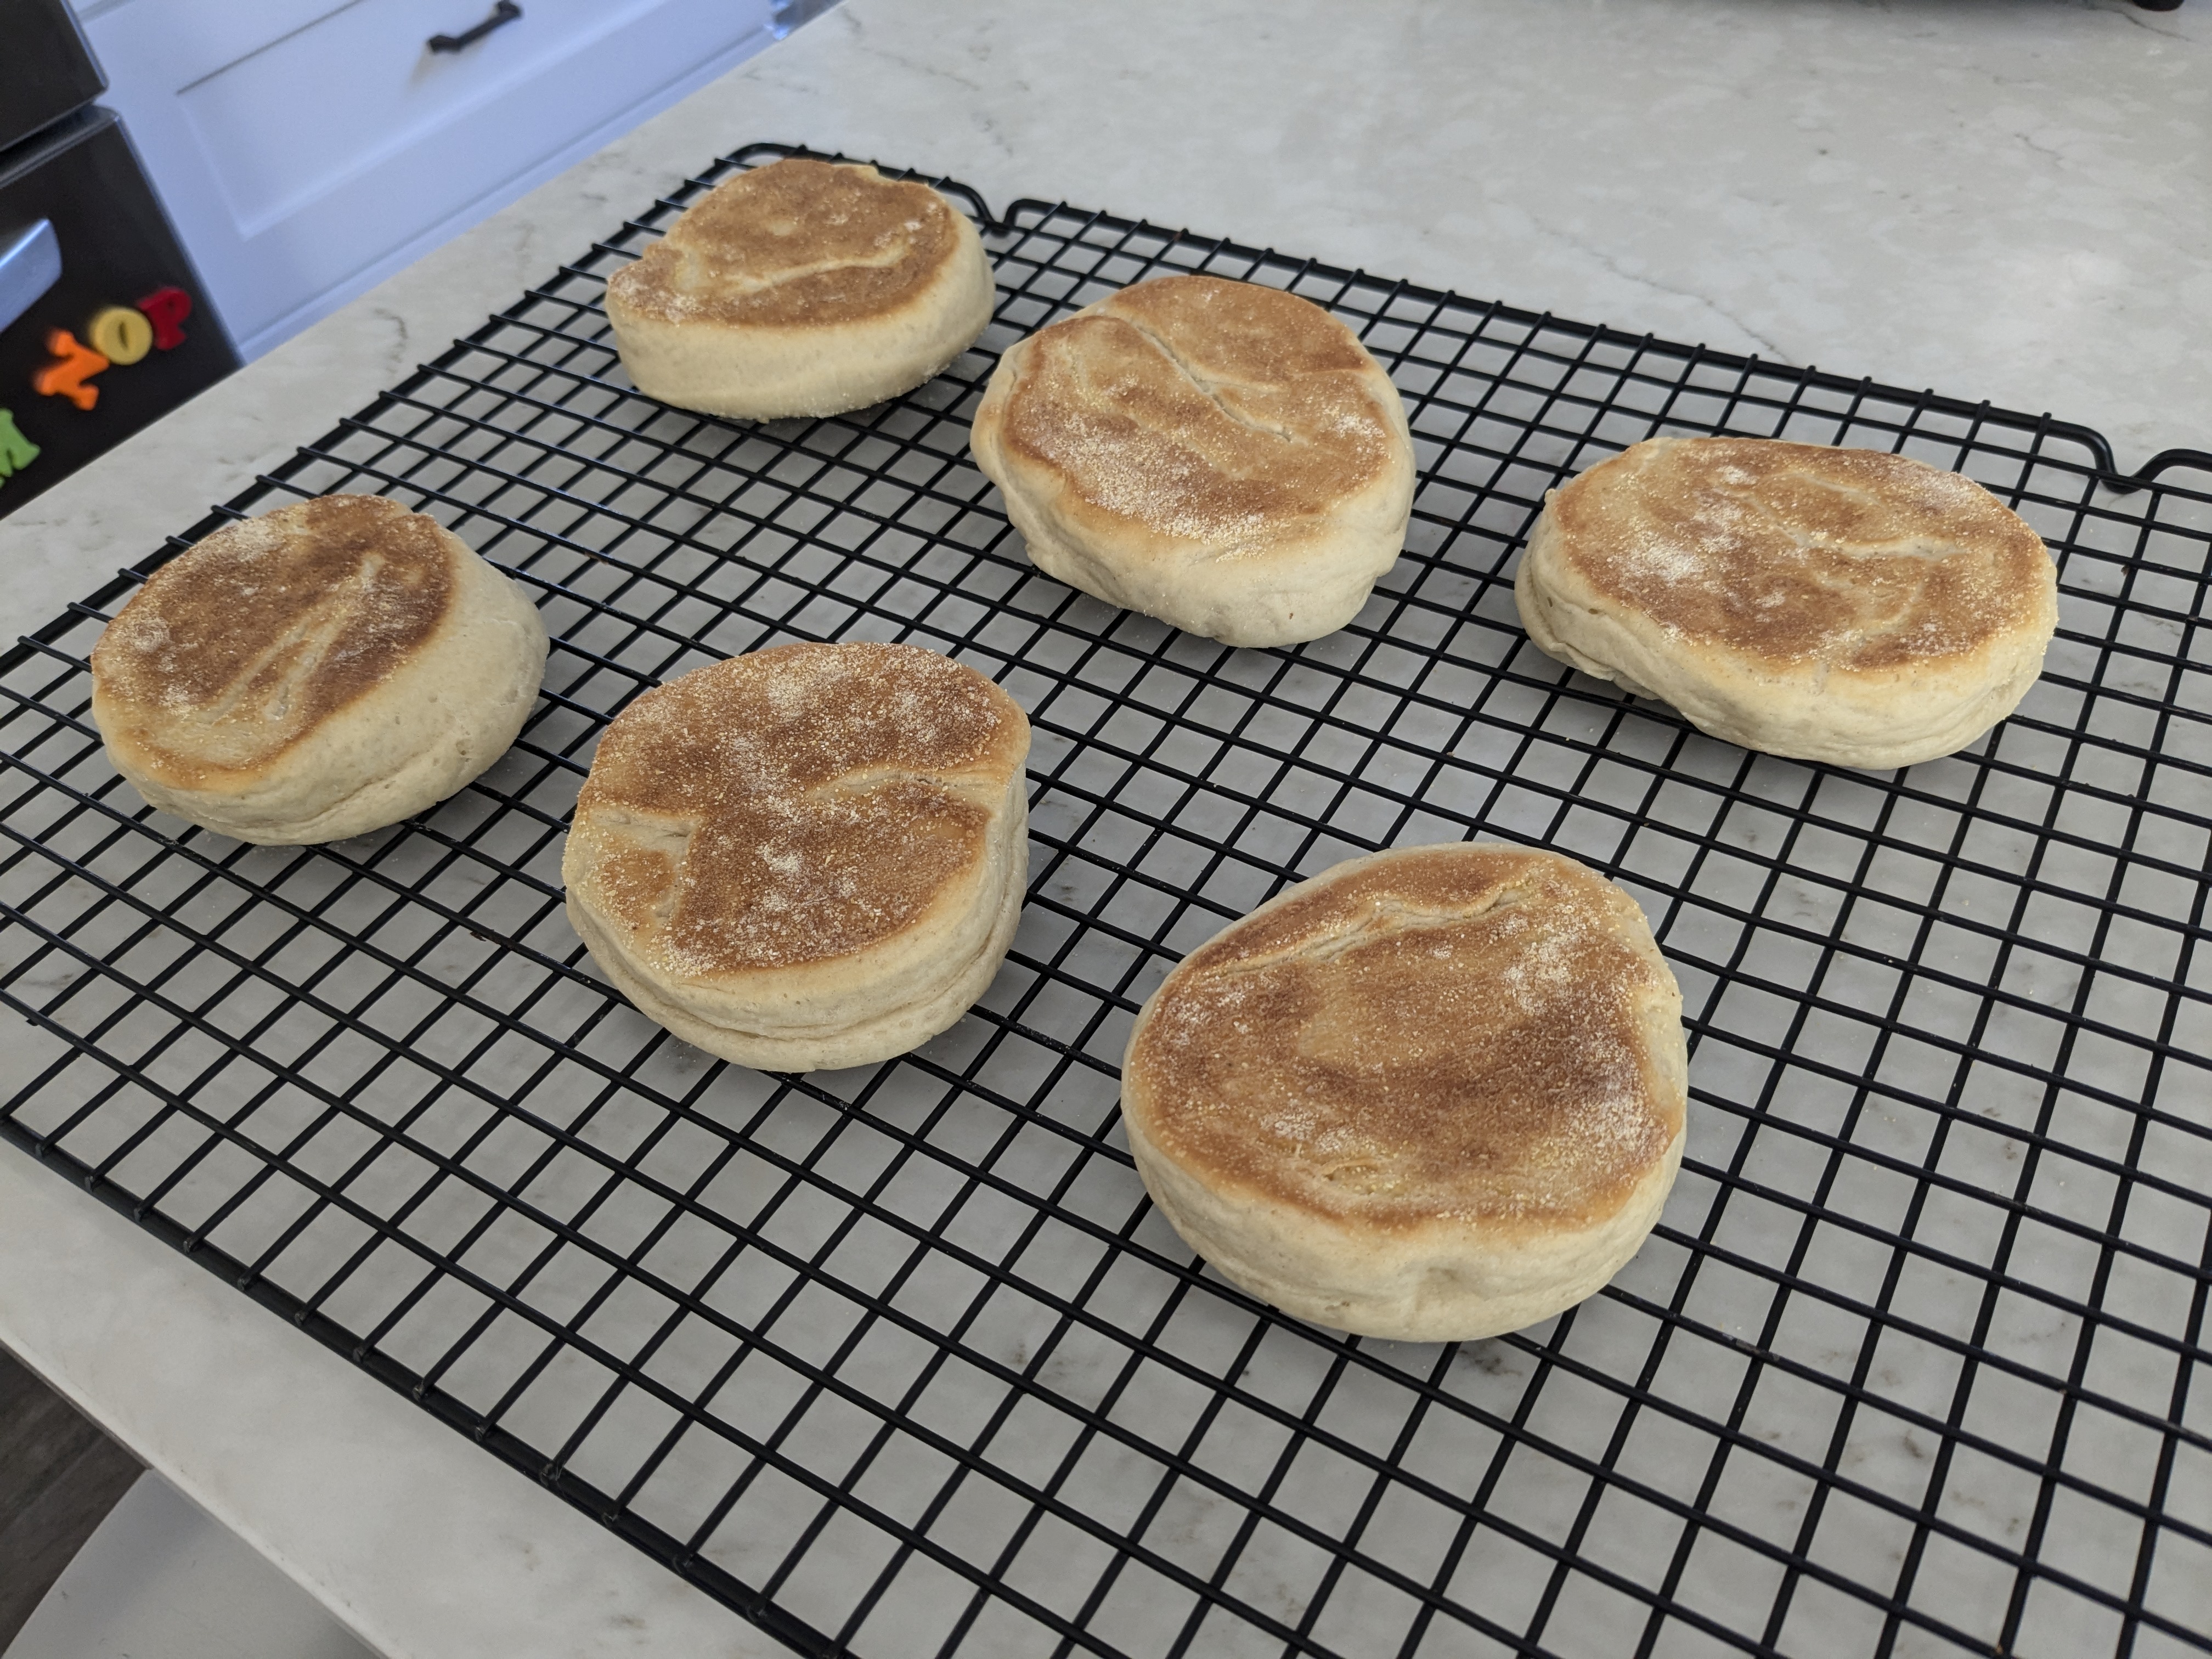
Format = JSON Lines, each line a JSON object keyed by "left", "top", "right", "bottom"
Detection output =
{"left": 0, "top": 1346, "right": 141, "bottom": 1650}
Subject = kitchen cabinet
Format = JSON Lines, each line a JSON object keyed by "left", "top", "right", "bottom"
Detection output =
{"left": 74, "top": 0, "right": 779, "bottom": 357}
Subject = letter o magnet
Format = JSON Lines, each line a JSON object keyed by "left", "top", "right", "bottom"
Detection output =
{"left": 89, "top": 306, "right": 155, "bottom": 366}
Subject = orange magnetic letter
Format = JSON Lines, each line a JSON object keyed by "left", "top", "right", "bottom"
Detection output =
{"left": 33, "top": 330, "right": 108, "bottom": 411}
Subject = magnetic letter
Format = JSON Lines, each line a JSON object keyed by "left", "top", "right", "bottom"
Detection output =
{"left": 32, "top": 330, "right": 108, "bottom": 411}
{"left": 0, "top": 408, "right": 38, "bottom": 481}
{"left": 89, "top": 304, "right": 154, "bottom": 365}
{"left": 135, "top": 286, "right": 193, "bottom": 351}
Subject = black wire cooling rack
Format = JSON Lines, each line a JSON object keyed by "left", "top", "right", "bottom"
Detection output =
{"left": 4, "top": 143, "right": 2210, "bottom": 1659}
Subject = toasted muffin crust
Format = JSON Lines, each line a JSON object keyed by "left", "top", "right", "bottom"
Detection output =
{"left": 568, "top": 642, "right": 1029, "bottom": 980}
{"left": 1538, "top": 437, "right": 2052, "bottom": 674}
{"left": 1514, "top": 437, "right": 2061, "bottom": 767}
{"left": 606, "top": 159, "right": 969, "bottom": 331}
{"left": 92, "top": 495, "right": 458, "bottom": 785}
{"left": 1124, "top": 844, "right": 1685, "bottom": 1237}
{"left": 991, "top": 274, "right": 1404, "bottom": 544}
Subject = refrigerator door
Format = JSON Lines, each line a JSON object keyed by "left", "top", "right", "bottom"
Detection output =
{"left": 0, "top": 108, "right": 239, "bottom": 516}
{"left": 0, "top": 0, "right": 108, "bottom": 154}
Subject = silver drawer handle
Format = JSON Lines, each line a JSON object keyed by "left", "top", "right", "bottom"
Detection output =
{"left": 0, "top": 221, "right": 63, "bottom": 337}
{"left": 427, "top": 0, "right": 522, "bottom": 53}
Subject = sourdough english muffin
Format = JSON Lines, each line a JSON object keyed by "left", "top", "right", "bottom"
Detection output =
{"left": 91, "top": 495, "right": 548, "bottom": 845}
{"left": 969, "top": 274, "right": 1415, "bottom": 647}
{"left": 562, "top": 642, "right": 1030, "bottom": 1071}
{"left": 1122, "top": 843, "right": 1686, "bottom": 1343}
{"left": 605, "top": 157, "right": 995, "bottom": 421}
{"left": 1515, "top": 437, "right": 2059, "bottom": 768}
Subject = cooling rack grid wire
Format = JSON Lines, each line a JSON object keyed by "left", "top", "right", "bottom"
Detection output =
{"left": 3, "top": 144, "right": 2210, "bottom": 1659}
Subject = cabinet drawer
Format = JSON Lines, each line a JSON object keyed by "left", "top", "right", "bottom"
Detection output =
{"left": 83, "top": 0, "right": 777, "bottom": 355}
{"left": 174, "top": 0, "right": 679, "bottom": 238}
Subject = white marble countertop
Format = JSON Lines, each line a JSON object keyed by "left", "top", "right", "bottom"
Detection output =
{"left": 3, "top": 2, "right": 2208, "bottom": 1655}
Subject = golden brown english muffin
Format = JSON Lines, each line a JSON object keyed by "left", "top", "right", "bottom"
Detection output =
{"left": 1514, "top": 436, "right": 2058, "bottom": 768}
{"left": 969, "top": 273, "right": 1415, "bottom": 647}
{"left": 562, "top": 641, "right": 1031, "bottom": 1071}
{"left": 605, "top": 157, "right": 996, "bottom": 421}
{"left": 1122, "top": 843, "right": 1686, "bottom": 1342}
{"left": 90, "top": 495, "right": 547, "bottom": 845}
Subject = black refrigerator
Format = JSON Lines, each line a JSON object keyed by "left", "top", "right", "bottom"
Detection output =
{"left": 0, "top": 0, "right": 238, "bottom": 518}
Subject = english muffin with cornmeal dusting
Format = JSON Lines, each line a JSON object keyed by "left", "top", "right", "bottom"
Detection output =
{"left": 1122, "top": 843, "right": 1686, "bottom": 1343}
{"left": 969, "top": 274, "right": 1415, "bottom": 647}
{"left": 562, "top": 642, "right": 1030, "bottom": 1071}
{"left": 91, "top": 495, "right": 548, "bottom": 845}
{"left": 1515, "top": 437, "right": 2058, "bottom": 768}
{"left": 605, "top": 157, "right": 995, "bottom": 421}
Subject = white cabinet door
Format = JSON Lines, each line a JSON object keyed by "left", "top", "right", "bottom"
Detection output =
{"left": 81, "top": 0, "right": 778, "bottom": 357}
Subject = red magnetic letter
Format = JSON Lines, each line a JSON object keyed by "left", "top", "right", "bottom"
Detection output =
{"left": 135, "top": 286, "right": 193, "bottom": 351}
